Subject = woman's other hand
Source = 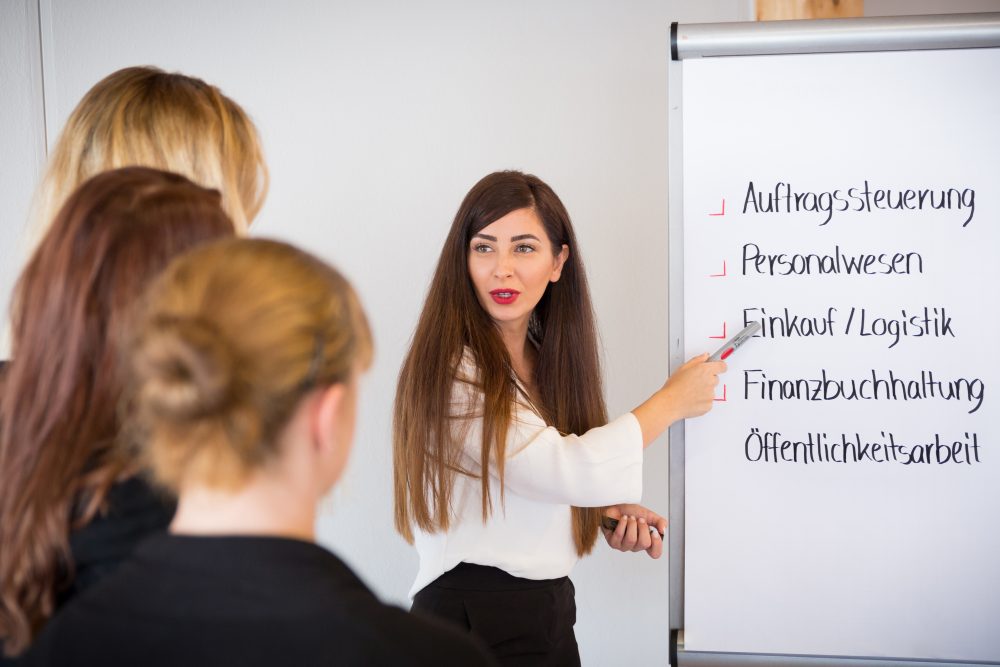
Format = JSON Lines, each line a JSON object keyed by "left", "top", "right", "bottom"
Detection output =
{"left": 602, "top": 504, "right": 667, "bottom": 559}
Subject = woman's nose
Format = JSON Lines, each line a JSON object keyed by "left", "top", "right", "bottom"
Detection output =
{"left": 494, "top": 253, "right": 514, "bottom": 278}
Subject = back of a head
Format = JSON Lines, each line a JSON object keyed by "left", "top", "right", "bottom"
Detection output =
{"left": 0, "top": 166, "right": 235, "bottom": 656}
{"left": 128, "top": 238, "right": 373, "bottom": 493}
{"left": 33, "top": 66, "right": 268, "bottom": 241}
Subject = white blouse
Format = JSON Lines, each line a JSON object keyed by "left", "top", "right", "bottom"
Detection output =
{"left": 409, "top": 351, "right": 644, "bottom": 597}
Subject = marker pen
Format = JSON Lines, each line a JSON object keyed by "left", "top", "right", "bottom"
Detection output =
{"left": 708, "top": 322, "right": 761, "bottom": 362}
{"left": 601, "top": 516, "right": 664, "bottom": 538}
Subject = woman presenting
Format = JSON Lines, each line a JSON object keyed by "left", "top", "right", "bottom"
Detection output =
{"left": 394, "top": 170, "right": 725, "bottom": 665}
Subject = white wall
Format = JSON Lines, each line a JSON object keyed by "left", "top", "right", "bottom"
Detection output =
{"left": 2, "top": 1, "right": 752, "bottom": 663}
{"left": 0, "top": 0, "right": 47, "bottom": 358}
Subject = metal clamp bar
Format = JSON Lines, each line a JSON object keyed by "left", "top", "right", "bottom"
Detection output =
{"left": 672, "top": 13, "right": 1000, "bottom": 60}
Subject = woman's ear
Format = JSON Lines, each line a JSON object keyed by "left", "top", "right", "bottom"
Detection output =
{"left": 550, "top": 244, "right": 570, "bottom": 283}
{"left": 312, "top": 383, "right": 346, "bottom": 457}
{"left": 310, "top": 380, "right": 358, "bottom": 492}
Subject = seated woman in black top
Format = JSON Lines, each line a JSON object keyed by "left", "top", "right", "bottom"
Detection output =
{"left": 27, "top": 238, "right": 495, "bottom": 666}
{"left": 0, "top": 168, "right": 235, "bottom": 659}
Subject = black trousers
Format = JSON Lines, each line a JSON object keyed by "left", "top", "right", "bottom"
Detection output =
{"left": 412, "top": 563, "right": 581, "bottom": 667}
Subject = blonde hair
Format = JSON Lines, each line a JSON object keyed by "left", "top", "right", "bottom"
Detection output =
{"left": 127, "top": 238, "right": 372, "bottom": 491}
{"left": 33, "top": 66, "right": 267, "bottom": 240}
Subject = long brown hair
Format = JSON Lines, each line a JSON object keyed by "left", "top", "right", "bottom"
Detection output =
{"left": 0, "top": 167, "right": 234, "bottom": 656}
{"left": 393, "top": 170, "right": 606, "bottom": 555}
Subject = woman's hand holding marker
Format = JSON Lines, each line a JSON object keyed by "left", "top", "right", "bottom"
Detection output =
{"left": 632, "top": 354, "right": 726, "bottom": 447}
{"left": 602, "top": 504, "right": 668, "bottom": 559}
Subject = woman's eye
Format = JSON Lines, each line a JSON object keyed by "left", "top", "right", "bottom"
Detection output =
{"left": 473, "top": 244, "right": 493, "bottom": 253}
{"left": 515, "top": 244, "right": 536, "bottom": 253}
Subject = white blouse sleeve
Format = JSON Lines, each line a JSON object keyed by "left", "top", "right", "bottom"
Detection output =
{"left": 451, "top": 355, "right": 643, "bottom": 508}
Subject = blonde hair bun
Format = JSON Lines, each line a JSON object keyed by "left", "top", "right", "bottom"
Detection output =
{"left": 135, "top": 316, "right": 237, "bottom": 421}
{"left": 127, "top": 238, "right": 372, "bottom": 492}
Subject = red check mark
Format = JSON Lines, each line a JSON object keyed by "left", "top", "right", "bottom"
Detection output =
{"left": 709, "top": 199, "right": 725, "bottom": 217}
{"left": 709, "top": 261, "right": 727, "bottom": 278}
{"left": 714, "top": 385, "right": 727, "bottom": 402}
{"left": 710, "top": 322, "right": 727, "bottom": 340}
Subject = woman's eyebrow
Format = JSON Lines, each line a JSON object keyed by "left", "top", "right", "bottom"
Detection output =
{"left": 510, "top": 234, "right": 540, "bottom": 242}
{"left": 472, "top": 233, "right": 497, "bottom": 241}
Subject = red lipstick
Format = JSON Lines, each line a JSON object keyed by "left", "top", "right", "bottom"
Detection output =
{"left": 490, "top": 289, "right": 520, "bottom": 305}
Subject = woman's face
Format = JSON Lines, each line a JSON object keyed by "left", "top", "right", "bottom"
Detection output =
{"left": 467, "top": 207, "right": 568, "bottom": 336}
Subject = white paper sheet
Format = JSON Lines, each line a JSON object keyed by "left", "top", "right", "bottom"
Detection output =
{"left": 681, "top": 48, "right": 1000, "bottom": 663}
